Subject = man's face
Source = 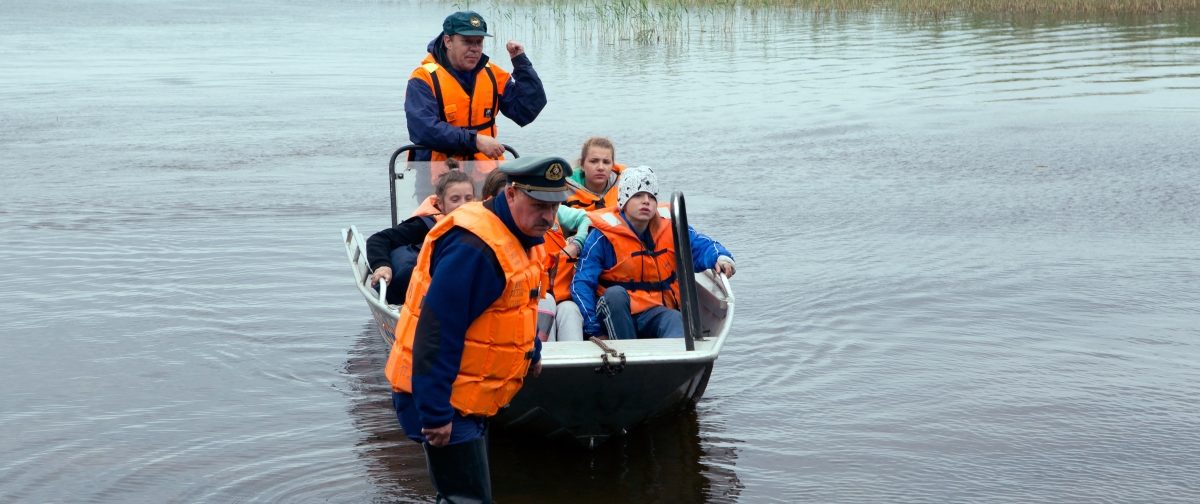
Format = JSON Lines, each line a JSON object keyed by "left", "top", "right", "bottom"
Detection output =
{"left": 506, "top": 187, "right": 559, "bottom": 237}
{"left": 623, "top": 192, "right": 657, "bottom": 226}
{"left": 443, "top": 34, "right": 484, "bottom": 72}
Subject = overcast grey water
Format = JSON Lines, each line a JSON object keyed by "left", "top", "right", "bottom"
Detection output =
{"left": 3, "top": 0, "right": 1199, "bottom": 502}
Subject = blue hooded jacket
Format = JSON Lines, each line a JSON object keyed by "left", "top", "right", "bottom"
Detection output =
{"left": 571, "top": 212, "right": 733, "bottom": 336}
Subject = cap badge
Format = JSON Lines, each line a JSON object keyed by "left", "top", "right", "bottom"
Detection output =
{"left": 470, "top": 17, "right": 482, "bottom": 27}
{"left": 546, "top": 163, "right": 564, "bottom": 181}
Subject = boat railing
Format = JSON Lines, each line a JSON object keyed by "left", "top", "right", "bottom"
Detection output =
{"left": 670, "top": 191, "right": 701, "bottom": 352}
{"left": 343, "top": 225, "right": 396, "bottom": 314}
{"left": 387, "top": 144, "right": 520, "bottom": 227}
{"left": 715, "top": 268, "right": 732, "bottom": 299}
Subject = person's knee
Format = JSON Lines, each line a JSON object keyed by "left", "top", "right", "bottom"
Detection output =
{"left": 554, "top": 301, "right": 585, "bottom": 342}
{"left": 658, "top": 308, "right": 685, "bottom": 338}
{"left": 557, "top": 300, "right": 582, "bottom": 319}
{"left": 598, "top": 288, "right": 635, "bottom": 340}
{"left": 603, "top": 286, "right": 630, "bottom": 309}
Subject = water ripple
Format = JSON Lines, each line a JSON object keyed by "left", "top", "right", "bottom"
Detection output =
{"left": 3, "top": 2, "right": 1200, "bottom": 503}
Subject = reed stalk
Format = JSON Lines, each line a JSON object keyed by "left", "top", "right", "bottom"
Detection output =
{"left": 470, "top": 0, "right": 1199, "bottom": 46}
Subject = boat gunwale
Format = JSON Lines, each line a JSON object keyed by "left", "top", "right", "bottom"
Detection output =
{"left": 341, "top": 223, "right": 735, "bottom": 368}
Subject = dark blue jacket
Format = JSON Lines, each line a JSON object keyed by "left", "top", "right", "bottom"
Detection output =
{"left": 571, "top": 212, "right": 733, "bottom": 336}
{"left": 407, "top": 195, "right": 544, "bottom": 429}
{"left": 366, "top": 215, "right": 436, "bottom": 305}
{"left": 404, "top": 35, "right": 547, "bottom": 161}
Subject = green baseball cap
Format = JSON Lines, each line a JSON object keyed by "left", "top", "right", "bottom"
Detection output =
{"left": 443, "top": 11, "right": 492, "bottom": 37}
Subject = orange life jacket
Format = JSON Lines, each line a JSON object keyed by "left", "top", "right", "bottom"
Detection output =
{"left": 541, "top": 218, "right": 577, "bottom": 303}
{"left": 384, "top": 202, "right": 546, "bottom": 416}
{"left": 565, "top": 164, "right": 624, "bottom": 211}
{"left": 410, "top": 55, "right": 510, "bottom": 164}
{"left": 588, "top": 206, "right": 679, "bottom": 315}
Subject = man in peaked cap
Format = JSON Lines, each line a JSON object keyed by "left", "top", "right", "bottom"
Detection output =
{"left": 384, "top": 156, "right": 570, "bottom": 503}
{"left": 404, "top": 11, "right": 547, "bottom": 164}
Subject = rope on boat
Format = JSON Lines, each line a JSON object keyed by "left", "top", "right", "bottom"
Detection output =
{"left": 589, "top": 337, "right": 626, "bottom": 376}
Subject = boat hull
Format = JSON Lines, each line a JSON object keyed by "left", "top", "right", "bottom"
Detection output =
{"left": 494, "top": 358, "right": 714, "bottom": 447}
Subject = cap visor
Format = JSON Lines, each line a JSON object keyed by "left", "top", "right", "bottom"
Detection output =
{"left": 455, "top": 30, "right": 492, "bottom": 37}
{"left": 521, "top": 188, "right": 569, "bottom": 203}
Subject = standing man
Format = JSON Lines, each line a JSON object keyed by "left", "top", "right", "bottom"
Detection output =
{"left": 384, "top": 156, "right": 572, "bottom": 503}
{"left": 405, "top": 11, "right": 547, "bottom": 162}
{"left": 571, "top": 166, "right": 736, "bottom": 340}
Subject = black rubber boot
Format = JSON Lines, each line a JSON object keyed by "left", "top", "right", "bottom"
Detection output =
{"left": 423, "top": 436, "right": 493, "bottom": 504}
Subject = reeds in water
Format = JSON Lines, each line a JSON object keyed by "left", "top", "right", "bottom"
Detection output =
{"left": 492, "top": 0, "right": 1200, "bottom": 15}
{"left": 774, "top": 0, "right": 1200, "bottom": 15}
{"left": 469, "top": 0, "right": 1200, "bottom": 45}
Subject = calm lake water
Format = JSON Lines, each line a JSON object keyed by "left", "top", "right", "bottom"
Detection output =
{"left": 2, "top": 0, "right": 1199, "bottom": 502}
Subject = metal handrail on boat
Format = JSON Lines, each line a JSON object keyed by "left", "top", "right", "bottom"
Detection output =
{"left": 716, "top": 270, "right": 732, "bottom": 298}
{"left": 343, "top": 226, "right": 398, "bottom": 317}
{"left": 387, "top": 144, "right": 520, "bottom": 227}
{"left": 670, "top": 191, "right": 701, "bottom": 352}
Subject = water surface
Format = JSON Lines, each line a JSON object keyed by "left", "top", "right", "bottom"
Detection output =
{"left": 2, "top": 1, "right": 1199, "bottom": 502}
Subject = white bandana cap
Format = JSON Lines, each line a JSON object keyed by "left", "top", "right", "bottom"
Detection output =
{"left": 617, "top": 165, "right": 659, "bottom": 209}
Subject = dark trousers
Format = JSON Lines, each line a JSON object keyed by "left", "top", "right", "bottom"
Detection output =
{"left": 392, "top": 392, "right": 492, "bottom": 503}
{"left": 599, "top": 285, "right": 685, "bottom": 340}
{"left": 423, "top": 437, "right": 492, "bottom": 504}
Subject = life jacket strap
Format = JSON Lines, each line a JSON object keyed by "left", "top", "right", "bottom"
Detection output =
{"left": 473, "top": 66, "right": 499, "bottom": 134}
{"left": 599, "top": 271, "right": 676, "bottom": 292}
{"left": 630, "top": 248, "right": 669, "bottom": 258}
{"left": 430, "top": 70, "right": 447, "bottom": 123}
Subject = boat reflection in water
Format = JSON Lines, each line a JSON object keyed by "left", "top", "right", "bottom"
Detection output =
{"left": 492, "top": 409, "right": 743, "bottom": 503}
{"left": 344, "top": 324, "right": 743, "bottom": 502}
